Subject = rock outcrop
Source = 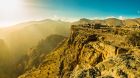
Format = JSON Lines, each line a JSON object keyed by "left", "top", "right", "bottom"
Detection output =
{"left": 18, "top": 20, "right": 140, "bottom": 78}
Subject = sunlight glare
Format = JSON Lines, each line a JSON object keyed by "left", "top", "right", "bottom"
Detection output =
{"left": 0, "top": 0, "right": 26, "bottom": 27}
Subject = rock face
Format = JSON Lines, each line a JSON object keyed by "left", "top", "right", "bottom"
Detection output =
{"left": 71, "top": 54, "right": 140, "bottom": 78}
{"left": 19, "top": 20, "right": 140, "bottom": 78}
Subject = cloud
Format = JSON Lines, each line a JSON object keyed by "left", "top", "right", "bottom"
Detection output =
{"left": 47, "top": 15, "right": 79, "bottom": 22}
{"left": 106, "top": 16, "right": 116, "bottom": 19}
{"left": 118, "top": 16, "right": 125, "bottom": 20}
{"left": 106, "top": 16, "right": 125, "bottom": 20}
{"left": 92, "top": 17, "right": 105, "bottom": 20}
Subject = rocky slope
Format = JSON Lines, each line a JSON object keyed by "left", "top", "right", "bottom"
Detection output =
{"left": 16, "top": 35, "right": 66, "bottom": 76}
{"left": 18, "top": 22, "right": 140, "bottom": 78}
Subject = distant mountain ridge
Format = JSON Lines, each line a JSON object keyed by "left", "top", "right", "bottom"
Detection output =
{"left": 73, "top": 18, "right": 140, "bottom": 27}
{"left": 0, "top": 19, "right": 71, "bottom": 56}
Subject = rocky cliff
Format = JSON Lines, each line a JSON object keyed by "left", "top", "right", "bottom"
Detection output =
{"left": 19, "top": 21, "right": 140, "bottom": 78}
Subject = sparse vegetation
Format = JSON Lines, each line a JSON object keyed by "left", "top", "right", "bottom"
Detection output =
{"left": 127, "top": 31, "right": 140, "bottom": 47}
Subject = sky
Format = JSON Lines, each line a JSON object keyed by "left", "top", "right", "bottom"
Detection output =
{"left": 0, "top": 0, "right": 140, "bottom": 27}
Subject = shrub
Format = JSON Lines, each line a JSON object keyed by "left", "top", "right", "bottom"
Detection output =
{"left": 127, "top": 32, "right": 140, "bottom": 46}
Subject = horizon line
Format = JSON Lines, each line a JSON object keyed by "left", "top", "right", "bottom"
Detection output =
{"left": 0, "top": 16, "right": 140, "bottom": 28}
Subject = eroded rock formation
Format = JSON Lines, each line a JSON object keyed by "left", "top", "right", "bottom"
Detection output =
{"left": 19, "top": 22, "right": 140, "bottom": 78}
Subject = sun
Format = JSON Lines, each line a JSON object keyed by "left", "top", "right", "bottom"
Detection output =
{"left": 0, "top": 0, "right": 22, "bottom": 12}
{"left": 0, "top": 0, "right": 25, "bottom": 27}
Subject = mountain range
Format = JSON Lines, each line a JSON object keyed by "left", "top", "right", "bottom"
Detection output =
{"left": 73, "top": 18, "right": 140, "bottom": 27}
{"left": 0, "top": 18, "right": 140, "bottom": 78}
{"left": 0, "top": 19, "right": 71, "bottom": 78}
